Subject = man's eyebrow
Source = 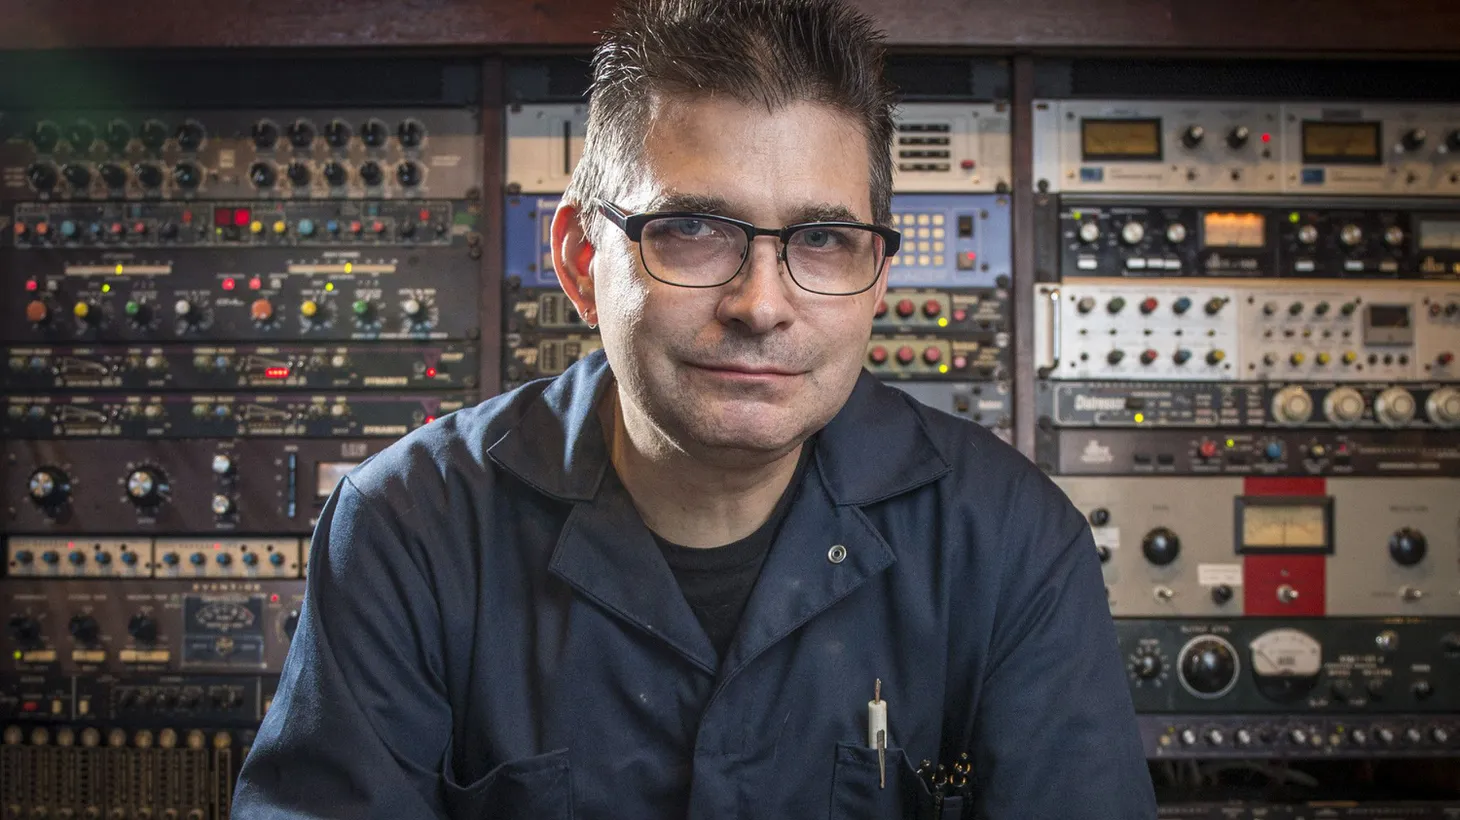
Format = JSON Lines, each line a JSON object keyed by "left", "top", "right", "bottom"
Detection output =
{"left": 644, "top": 193, "right": 866, "bottom": 225}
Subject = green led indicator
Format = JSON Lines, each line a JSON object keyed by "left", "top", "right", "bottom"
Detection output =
{"left": 1289, "top": 212, "right": 1299, "bottom": 223}
{"left": 124, "top": 301, "right": 141, "bottom": 316}
{"left": 352, "top": 300, "right": 370, "bottom": 316}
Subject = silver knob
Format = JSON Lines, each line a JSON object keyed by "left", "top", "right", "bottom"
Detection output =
{"left": 1235, "top": 729, "right": 1253, "bottom": 746}
{"left": 1297, "top": 224, "right": 1319, "bottom": 245}
{"left": 400, "top": 298, "right": 424, "bottom": 318}
{"left": 1277, "top": 584, "right": 1300, "bottom": 604}
{"left": 211, "top": 455, "right": 233, "bottom": 476}
{"left": 1374, "top": 387, "right": 1417, "bottom": 428}
{"left": 1289, "top": 728, "right": 1308, "bottom": 745}
{"left": 1339, "top": 224, "right": 1363, "bottom": 248}
{"left": 1272, "top": 385, "right": 1314, "bottom": 425}
{"left": 1120, "top": 221, "right": 1146, "bottom": 245}
{"left": 173, "top": 299, "right": 194, "bottom": 318}
{"left": 1180, "top": 728, "right": 1198, "bottom": 746}
{"left": 1323, "top": 386, "right": 1366, "bottom": 426}
{"left": 1426, "top": 386, "right": 1460, "bottom": 428}
{"left": 1165, "top": 223, "right": 1188, "bottom": 244}
{"left": 211, "top": 494, "right": 233, "bottom": 516}
{"left": 126, "top": 470, "right": 155, "bottom": 499}
{"left": 1383, "top": 225, "right": 1405, "bottom": 247}
{"left": 1376, "top": 630, "right": 1399, "bottom": 652}
{"left": 1205, "top": 729, "right": 1225, "bottom": 746}
{"left": 1077, "top": 222, "right": 1100, "bottom": 244}
{"left": 1434, "top": 727, "right": 1451, "bottom": 744}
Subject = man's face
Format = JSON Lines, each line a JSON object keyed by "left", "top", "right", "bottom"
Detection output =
{"left": 563, "top": 96, "right": 888, "bottom": 463}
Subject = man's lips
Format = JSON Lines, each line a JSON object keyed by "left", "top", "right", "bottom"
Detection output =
{"left": 687, "top": 362, "right": 804, "bottom": 377}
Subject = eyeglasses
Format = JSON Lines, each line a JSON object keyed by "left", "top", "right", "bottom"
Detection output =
{"left": 596, "top": 201, "right": 901, "bottom": 296}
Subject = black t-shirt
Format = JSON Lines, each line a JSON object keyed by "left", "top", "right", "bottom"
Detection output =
{"left": 650, "top": 442, "right": 814, "bottom": 660}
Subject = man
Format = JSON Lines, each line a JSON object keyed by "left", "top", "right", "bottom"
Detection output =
{"left": 233, "top": 0, "right": 1157, "bottom": 817}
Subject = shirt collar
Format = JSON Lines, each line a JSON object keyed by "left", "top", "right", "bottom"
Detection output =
{"left": 486, "top": 348, "right": 951, "bottom": 506}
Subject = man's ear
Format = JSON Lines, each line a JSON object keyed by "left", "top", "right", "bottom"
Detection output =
{"left": 551, "top": 203, "right": 600, "bottom": 327}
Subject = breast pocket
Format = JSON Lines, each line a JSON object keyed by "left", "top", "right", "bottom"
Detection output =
{"left": 829, "top": 741, "right": 943, "bottom": 820}
{"left": 441, "top": 746, "right": 572, "bottom": 820}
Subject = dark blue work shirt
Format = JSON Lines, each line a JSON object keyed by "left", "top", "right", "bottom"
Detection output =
{"left": 233, "top": 350, "right": 1157, "bottom": 819}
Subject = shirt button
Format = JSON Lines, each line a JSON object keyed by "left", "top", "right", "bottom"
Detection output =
{"left": 827, "top": 544, "right": 847, "bottom": 564}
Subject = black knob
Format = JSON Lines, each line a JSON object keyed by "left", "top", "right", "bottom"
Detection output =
{"left": 1180, "top": 637, "right": 1237, "bottom": 696}
{"left": 1211, "top": 584, "right": 1233, "bottom": 605}
{"left": 174, "top": 120, "right": 205, "bottom": 152}
{"left": 249, "top": 162, "right": 277, "bottom": 188}
{"left": 284, "top": 610, "right": 300, "bottom": 641}
{"left": 27, "top": 467, "right": 70, "bottom": 507}
{"left": 1107, "top": 296, "right": 1127, "bottom": 315}
{"left": 396, "top": 161, "right": 422, "bottom": 188}
{"left": 134, "top": 163, "right": 164, "bottom": 189}
{"left": 1133, "top": 651, "right": 1162, "bottom": 680}
{"left": 1413, "top": 680, "right": 1434, "bottom": 700}
{"left": 1330, "top": 679, "right": 1355, "bottom": 703}
{"left": 359, "top": 161, "right": 384, "bottom": 187}
{"left": 99, "top": 163, "right": 128, "bottom": 189}
{"left": 1142, "top": 527, "right": 1181, "bottom": 565}
{"left": 63, "top": 163, "right": 93, "bottom": 189}
{"left": 1401, "top": 128, "right": 1427, "bottom": 152}
{"left": 139, "top": 120, "right": 169, "bottom": 152}
{"left": 26, "top": 161, "right": 59, "bottom": 191}
{"left": 125, "top": 467, "right": 166, "bottom": 507}
{"left": 127, "top": 614, "right": 158, "bottom": 643}
{"left": 8, "top": 615, "right": 41, "bottom": 646}
{"left": 1096, "top": 545, "right": 1111, "bottom": 564}
{"left": 1107, "top": 349, "right": 1125, "bottom": 365}
{"left": 1389, "top": 528, "right": 1427, "bottom": 566}
{"left": 397, "top": 119, "right": 426, "bottom": 148}
{"left": 1205, "top": 297, "right": 1227, "bottom": 316}
{"left": 288, "top": 119, "right": 316, "bottom": 149}
{"left": 1089, "top": 508, "right": 1111, "bottom": 527}
{"left": 1443, "top": 633, "right": 1460, "bottom": 655}
{"left": 68, "top": 615, "right": 100, "bottom": 644}
{"left": 251, "top": 120, "right": 279, "bottom": 150}
{"left": 323, "top": 161, "right": 348, "bottom": 187}
{"left": 173, "top": 162, "right": 202, "bottom": 190}
{"left": 361, "top": 118, "right": 389, "bottom": 148}
{"left": 1181, "top": 125, "right": 1205, "bottom": 149}
{"left": 104, "top": 120, "right": 133, "bottom": 153}
{"left": 31, "top": 120, "right": 62, "bottom": 153}
{"left": 287, "top": 161, "right": 312, "bottom": 187}
{"left": 324, "top": 119, "right": 352, "bottom": 148}
{"left": 1226, "top": 126, "right": 1250, "bottom": 149}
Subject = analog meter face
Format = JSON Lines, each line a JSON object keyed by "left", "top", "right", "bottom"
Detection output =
{"left": 1249, "top": 628, "right": 1322, "bottom": 678}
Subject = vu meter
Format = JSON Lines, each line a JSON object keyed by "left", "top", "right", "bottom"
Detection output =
{"left": 1249, "top": 628, "right": 1323, "bottom": 703}
{"left": 1237, "top": 498, "right": 1333, "bottom": 552}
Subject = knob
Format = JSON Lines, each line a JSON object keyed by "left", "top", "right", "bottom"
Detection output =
{"left": 1288, "top": 301, "right": 1304, "bottom": 316}
{"left": 62, "top": 163, "right": 93, "bottom": 189}
{"left": 1401, "top": 128, "right": 1427, "bottom": 152}
{"left": 1172, "top": 297, "right": 1192, "bottom": 315}
{"left": 28, "top": 467, "right": 70, "bottom": 507}
{"left": 300, "top": 300, "right": 322, "bottom": 322}
{"left": 251, "top": 120, "right": 279, "bottom": 149}
{"left": 1323, "top": 386, "right": 1365, "bottom": 426}
{"left": 1413, "top": 680, "right": 1434, "bottom": 700}
{"left": 359, "top": 161, "right": 384, "bottom": 187}
{"left": 1206, "top": 349, "right": 1226, "bottom": 366}
{"left": 1165, "top": 223, "right": 1187, "bottom": 244}
{"left": 1132, "top": 650, "right": 1162, "bottom": 680}
{"left": 1297, "top": 224, "right": 1319, "bottom": 245}
{"left": 138, "top": 120, "right": 169, "bottom": 152}
{"left": 361, "top": 118, "right": 389, "bottom": 147}
{"left": 1389, "top": 528, "right": 1427, "bottom": 566}
{"left": 323, "top": 161, "right": 348, "bottom": 187}
{"left": 1205, "top": 729, "right": 1225, "bottom": 746}
{"left": 352, "top": 300, "right": 377, "bottom": 322}
{"left": 1107, "top": 350, "right": 1125, "bottom": 365}
{"left": 1107, "top": 297, "right": 1127, "bottom": 315}
{"left": 174, "top": 120, "right": 206, "bottom": 152}
{"left": 1374, "top": 387, "right": 1417, "bottom": 428}
{"left": 1272, "top": 385, "right": 1314, "bottom": 425}
{"left": 1376, "top": 726, "right": 1396, "bottom": 745}
{"left": 1096, "top": 546, "right": 1111, "bottom": 563}
{"left": 8, "top": 616, "right": 41, "bottom": 646}
{"left": 250, "top": 298, "right": 275, "bottom": 323}
{"left": 1181, "top": 125, "right": 1205, "bottom": 149}
{"left": 249, "top": 162, "right": 277, "bottom": 188}
{"left": 1425, "top": 387, "right": 1460, "bottom": 427}
{"left": 1211, "top": 584, "right": 1234, "bottom": 605}
{"left": 1235, "top": 729, "right": 1254, "bottom": 747}
{"left": 1289, "top": 728, "right": 1309, "bottom": 746}
{"left": 324, "top": 119, "right": 352, "bottom": 148}
{"left": 1142, "top": 527, "right": 1180, "bottom": 566}
{"left": 26, "top": 161, "right": 59, "bottom": 192}
{"left": 1339, "top": 223, "right": 1363, "bottom": 248}
{"left": 211, "top": 454, "right": 234, "bottom": 476}
{"left": 1076, "top": 297, "right": 1096, "bottom": 314}
{"left": 1204, "top": 297, "right": 1226, "bottom": 316}
{"left": 172, "top": 162, "right": 202, "bottom": 190}
{"left": 1139, "top": 349, "right": 1159, "bottom": 365}
{"left": 68, "top": 615, "right": 100, "bottom": 644}
{"left": 1120, "top": 222, "right": 1145, "bottom": 245}
{"left": 1383, "top": 225, "right": 1405, "bottom": 247}
{"left": 396, "top": 161, "right": 422, "bottom": 188}
{"left": 895, "top": 298, "right": 915, "bottom": 318}
{"left": 1139, "top": 297, "right": 1159, "bottom": 315}
{"left": 401, "top": 298, "right": 429, "bottom": 321}
{"left": 98, "top": 120, "right": 131, "bottom": 154}
{"left": 211, "top": 495, "right": 234, "bottom": 516}
{"left": 287, "top": 162, "right": 311, "bottom": 187}
{"left": 1226, "top": 126, "right": 1250, "bottom": 149}
{"left": 1089, "top": 508, "right": 1110, "bottom": 527}
{"left": 1077, "top": 222, "right": 1100, "bottom": 244}
{"left": 135, "top": 163, "right": 164, "bottom": 189}
{"left": 1179, "top": 636, "right": 1238, "bottom": 697}
{"left": 215, "top": 552, "right": 233, "bottom": 566}
{"left": 125, "top": 468, "right": 166, "bottom": 506}
{"left": 31, "top": 120, "right": 62, "bottom": 152}
{"left": 397, "top": 119, "right": 426, "bottom": 148}
{"left": 99, "top": 162, "right": 128, "bottom": 189}
{"left": 1376, "top": 630, "right": 1400, "bottom": 653}
{"left": 174, "top": 299, "right": 198, "bottom": 321}
{"left": 127, "top": 614, "right": 158, "bottom": 643}
{"left": 287, "top": 120, "right": 316, "bottom": 148}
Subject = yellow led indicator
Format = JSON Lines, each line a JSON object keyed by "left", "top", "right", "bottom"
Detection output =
{"left": 273, "top": 220, "right": 287, "bottom": 235}
{"left": 1226, "top": 438, "right": 1235, "bottom": 448}
{"left": 1133, "top": 413, "right": 1145, "bottom": 423}
{"left": 101, "top": 284, "right": 111, "bottom": 293}
{"left": 115, "top": 264, "right": 124, "bottom": 275}
{"left": 938, "top": 364, "right": 949, "bottom": 374}
{"left": 344, "top": 262, "right": 353, "bottom": 274}
{"left": 250, "top": 221, "right": 264, "bottom": 234}
{"left": 1072, "top": 211, "right": 1082, "bottom": 220}
{"left": 325, "top": 282, "right": 335, "bottom": 292}
{"left": 937, "top": 317, "right": 949, "bottom": 328}
{"left": 1289, "top": 212, "right": 1300, "bottom": 223}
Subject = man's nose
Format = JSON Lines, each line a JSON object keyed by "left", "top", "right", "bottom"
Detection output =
{"left": 715, "top": 236, "right": 798, "bottom": 333}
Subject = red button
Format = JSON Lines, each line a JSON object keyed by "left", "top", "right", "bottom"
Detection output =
{"left": 874, "top": 300, "right": 888, "bottom": 318}
{"left": 868, "top": 346, "right": 888, "bottom": 365}
{"left": 34, "top": 222, "right": 49, "bottom": 236}
{"left": 13, "top": 222, "right": 27, "bottom": 237}
{"left": 419, "top": 208, "right": 432, "bottom": 222}
{"left": 922, "top": 346, "right": 942, "bottom": 365}
{"left": 350, "top": 220, "right": 363, "bottom": 234}
{"left": 952, "top": 308, "right": 967, "bottom": 322}
{"left": 1140, "top": 349, "right": 1159, "bottom": 365}
{"left": 133, "top": 222, "right": 147, "bottom": 235}
{"left": 960, "top": 159, "right": 975, "bottom": 170}
{"left": 1140, "top": 297, "right": 1159, "bottom": 315}
{"left": 952, "top": 355, "right": 968, "bottom": 370}
{"left": 895, "top": 346, "right": 916, "bottom": 365}
{"left": 896, "top": 299, "right": 915, "bottom": 318}
{"left": 21, "top": 701, "right": 39, "bottom": 713}
{"left": 109, "top": 222, "right": 125, "bottom": 236}
{"left": 372, "top": 220, "right": 386, "bottom": 235}
{"left": 923, "top": 300, "right": 942, "bottom": 317}
{"left": 1199, "top": 440, "right": 1218, "bottom": 460}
